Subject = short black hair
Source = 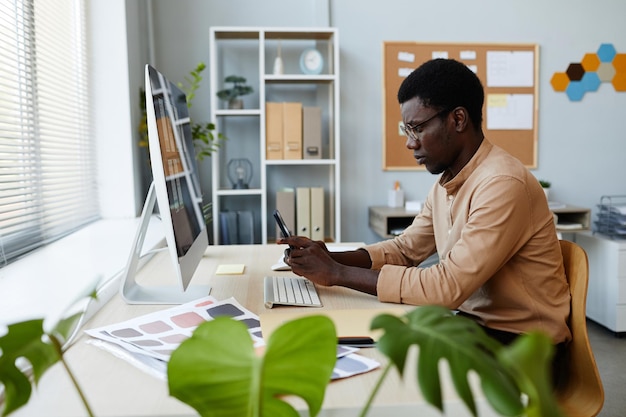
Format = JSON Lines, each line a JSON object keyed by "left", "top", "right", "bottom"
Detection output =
{"left": 397, "top": 58, "right": 484, "bottom": 128}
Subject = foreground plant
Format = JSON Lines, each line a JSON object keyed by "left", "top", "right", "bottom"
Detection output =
{"left": 168, "top": 315, "right": 337, "bottom": 417}
{"left": 168, "top": 305, "right": 564, "bottom": 417}
{"left": 2, "top": 301, "right": 564, "bottom": 417}
{"left": 0, "top": 286, "right": 98, "bottom": 417}
{"left": 367, "top": 306, "right": 564, "bottom": 417}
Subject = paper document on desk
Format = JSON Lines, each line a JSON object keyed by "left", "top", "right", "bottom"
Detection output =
{"left": 85, "top": 296, "right": 264, "bottom": 362}
{"left": 85, "top": 295, "right": 379, "bottom": 381}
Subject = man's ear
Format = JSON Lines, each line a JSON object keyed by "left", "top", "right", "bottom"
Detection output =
{"left": 452, "top": 107, "right": 469, "bottom": 132}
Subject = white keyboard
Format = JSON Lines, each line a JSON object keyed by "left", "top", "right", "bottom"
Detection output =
{"left": 264, "top": 276, "right": 322, "bottom": 308}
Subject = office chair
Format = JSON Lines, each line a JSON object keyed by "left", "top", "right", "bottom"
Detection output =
{"left": 556, "top": 240, "right": 605, "bottom": 417}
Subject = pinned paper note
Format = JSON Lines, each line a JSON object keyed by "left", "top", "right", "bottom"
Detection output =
{"left": 397, "top": 51, "right": 415, "bottom": 62}
{"left": 215, "top": 264, "right": 246, "bottom": 275}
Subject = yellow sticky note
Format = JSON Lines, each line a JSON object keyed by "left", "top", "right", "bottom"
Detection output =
{"left": 215, "top": 264, "right": 245, "bottom": 275}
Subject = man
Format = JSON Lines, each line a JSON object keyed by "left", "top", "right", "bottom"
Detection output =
{"left": 280, "top": 58, "right": 571, "bottom": 349}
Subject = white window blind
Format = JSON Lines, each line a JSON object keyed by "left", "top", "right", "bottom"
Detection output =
{"left": 0, "top": 0, "right": 98, "bottom": 266}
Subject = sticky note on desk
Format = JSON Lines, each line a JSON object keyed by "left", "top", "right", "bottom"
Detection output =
{"left": 215, "top": 264, "right": 245, "bottom": 275}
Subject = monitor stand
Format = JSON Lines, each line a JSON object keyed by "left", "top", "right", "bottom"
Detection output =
{"left": 120, "top": 183, "right": 211, "bottom": 304}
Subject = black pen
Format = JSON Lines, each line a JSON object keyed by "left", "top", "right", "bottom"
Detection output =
{"left": 337, "top": 336, "right": 375, "bottom": 347}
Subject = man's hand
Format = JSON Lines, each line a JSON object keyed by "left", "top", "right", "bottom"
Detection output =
{"left": 277, "top": 236, "right": 337, "bottom": 286}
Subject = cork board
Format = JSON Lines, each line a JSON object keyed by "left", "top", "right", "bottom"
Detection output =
{"left": 383, "top": 42, "right": 539, "bottom": 170}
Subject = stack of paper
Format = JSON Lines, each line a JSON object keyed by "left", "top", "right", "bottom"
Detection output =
{"left": 595, "top": 203, "right": 626, "bottom": 238}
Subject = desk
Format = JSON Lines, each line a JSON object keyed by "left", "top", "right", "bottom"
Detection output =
{"left": 550, "top": 204, "right": 591, "bottom": 233}
{"left": 11, "top": 244, "right": 499, "bottom": 417}
{"left": 369, "top": 204, "right": 592, "bottom": 238}
{"left": 368, "top": 206, "right": 420, "bottom": 239}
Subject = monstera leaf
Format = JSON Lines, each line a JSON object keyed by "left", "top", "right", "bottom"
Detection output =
{"left": 0, "top": 319, "right": 58, "bottom": 416}
{"left": 168, "top": 315, "right": 337, "bottom": 417}
{"left": 0, "top": 284, "right": 97, "bottom": 416}
{"left": 0, "top": 311, "right": 89, "bottom": 416}
{"left": 370, "top": 305, "right": 563, "bottom": 417}
{"left": 497, "top": 332, "right": 565, "bottom": 417}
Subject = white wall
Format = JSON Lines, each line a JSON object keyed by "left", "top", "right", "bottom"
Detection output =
{"left": 91, "top": 0, "right": 139, "bottom": 218}
{"left": 143, "top": 0, "right": 626, "bottom": 244}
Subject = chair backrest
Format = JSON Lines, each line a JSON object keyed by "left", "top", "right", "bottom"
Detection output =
{"left": 556, "top": 240, "right": 604, "bottom": 417}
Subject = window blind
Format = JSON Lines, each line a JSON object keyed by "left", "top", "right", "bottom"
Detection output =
{"left": 0, "top": 0, "right": 98, "bottom": 266}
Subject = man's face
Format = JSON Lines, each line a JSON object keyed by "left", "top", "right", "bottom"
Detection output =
{"left": 400, "top": 97, "right": 459, "bottom": 175}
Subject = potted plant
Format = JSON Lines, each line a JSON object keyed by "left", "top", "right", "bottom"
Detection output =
{"left": 539, "top": 180, "right": 551, "bottom": 201}
{"left": 216, "top": 75, "right": 254, "bottom": 109}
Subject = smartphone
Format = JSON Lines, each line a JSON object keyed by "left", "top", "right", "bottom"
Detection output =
{"left": 273, "top": 209, "right": 292, "bottom": 238}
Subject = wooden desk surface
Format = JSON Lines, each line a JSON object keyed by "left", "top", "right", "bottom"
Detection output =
{"left": 11, "top": 244, "right": 498, "bottom": 417}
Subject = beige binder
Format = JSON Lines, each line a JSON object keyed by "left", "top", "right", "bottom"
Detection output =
{"left": 310, "top": 187, "right": 324, "bottom": 241}
{"left": 303, "top": 107, "right": 322, "bottom": 159}
{"left": 275, "top": 188, "right": 295, "bottom": 239}
{"left": 265, "top": 102, "right": 283, "bottom": 160}
{"left": 296, "top": 187, "right": 311, "bottom": 237}
{"left": 283, "top": 102, "right": 302, "bottom": 160}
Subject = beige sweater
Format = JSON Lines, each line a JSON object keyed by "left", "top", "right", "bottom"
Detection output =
{"left": 366, "top": 140, "right": 571, "bottom": 344}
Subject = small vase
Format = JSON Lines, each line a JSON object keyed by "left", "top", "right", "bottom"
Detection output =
{"left": 543, "top": 187, "right": 550, "bottom": 201}
{"left": 228, "top": 99, "right": 243, "bottom": 110}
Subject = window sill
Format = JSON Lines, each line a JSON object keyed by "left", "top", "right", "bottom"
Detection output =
{"left": 0, "top": 217, "right": 164, "bottom": 327}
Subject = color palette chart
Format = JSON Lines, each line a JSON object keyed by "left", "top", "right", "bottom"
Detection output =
{"left": 85, "top": 297, "right": 263, "bottom": 362}
{"left": 85, "top": 296, "right": 378, "bottom": 381}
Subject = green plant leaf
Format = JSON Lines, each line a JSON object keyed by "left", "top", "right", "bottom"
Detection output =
{"left": 497, "top": 332, "right": 566, "bottom": 417}
{"left": 0, "top": 319, "right": 59, "bottom": 416}
{"left": 168, "top": 315, "right": 336, "bottom": 417}
{"left": 371, "top": 306, "right": 523, "bottom": 417}
{"left": 0, "top": 281, "right": 98, "bottom": 416}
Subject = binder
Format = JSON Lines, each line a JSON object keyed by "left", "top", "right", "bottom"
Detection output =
{"left": 237, "top": 210, "right": 255, "bottom": 244}
{"left": 296, "top": 187, "right": 311, "bottom": 238}
{"left": 310, "top": 187, "right": 324, "bottom": 241}
{"left": 275, "top": 188, "right": 295, "bottom": 239}
{"left": 265, "top": 102, "right": 283, "bottom": 160}
{"left": 283, "top": 102, "right": 302, "bottom": 160}
{"left": 219, "top": 211, "right": 238, "bottom": 245}
{"left": 303, "top": 107, "right": 322, "bottom": 159}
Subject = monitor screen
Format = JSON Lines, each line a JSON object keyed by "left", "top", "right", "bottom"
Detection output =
{"left": 121, "top": 65, "right": 210, "bottom": 304}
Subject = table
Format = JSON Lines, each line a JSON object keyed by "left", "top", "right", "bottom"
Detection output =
{"left": 10, "top": 244, "right": 499, "bottom": 417}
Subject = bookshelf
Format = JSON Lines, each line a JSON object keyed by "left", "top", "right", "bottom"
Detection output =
{"left": 209, "top": 27, "right": 341, "bottom": 244}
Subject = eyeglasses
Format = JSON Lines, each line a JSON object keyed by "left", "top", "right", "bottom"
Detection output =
{"left": 402, "top": 109, "right": 449, "bottom": 141}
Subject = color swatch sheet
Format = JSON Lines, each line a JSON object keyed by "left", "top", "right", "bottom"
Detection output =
{"left": 85, "top": 296, "right": 378, "bottom": 380}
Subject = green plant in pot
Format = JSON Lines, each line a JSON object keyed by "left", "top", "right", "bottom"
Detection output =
{"left": 539, "top": 180, "right": 551, "bottom": 201}
{"left": 217, "top": 75, "right": 254, "bottom": 109}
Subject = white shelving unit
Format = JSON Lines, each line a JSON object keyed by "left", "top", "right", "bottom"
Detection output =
{"left": 576, "top": 232, "right": 626, "bottom": 335}
{"left": 209, "top": 27, "right": 341, "bottom": 244}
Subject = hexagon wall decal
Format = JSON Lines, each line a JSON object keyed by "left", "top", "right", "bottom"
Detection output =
{"left": 550, "top": 72, "right": 570, "bottom": 91}
{"left": 613, "top": 73, "right": 626, "bottom": 91}
{"left": 581, "top": 53, "right": 600, "bottom": 71}
{"left": 613, "top": 53, "right": 626, "bottom": 72}
{"left": 566, "top": 63, "right": 585, "bottom": 81}
{"left": 597, "top": 62, "right": 616, "bottom": 82}
{"left": 581, "top": 72, "right": 601, "bottom": 92}
{"left": 552, "top": 43, "right": 625, "bottom": 100}
{"left": 597, "top": 43, "right": 617, "bottom": 62}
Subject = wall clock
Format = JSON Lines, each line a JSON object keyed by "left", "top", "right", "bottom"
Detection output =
{"left": 299, "top": 48, "right": 324, "bottom": 75}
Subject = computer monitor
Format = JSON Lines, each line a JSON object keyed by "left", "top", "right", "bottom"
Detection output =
{"left": 120, "top": 64, "right": 210, "bottom": 304}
